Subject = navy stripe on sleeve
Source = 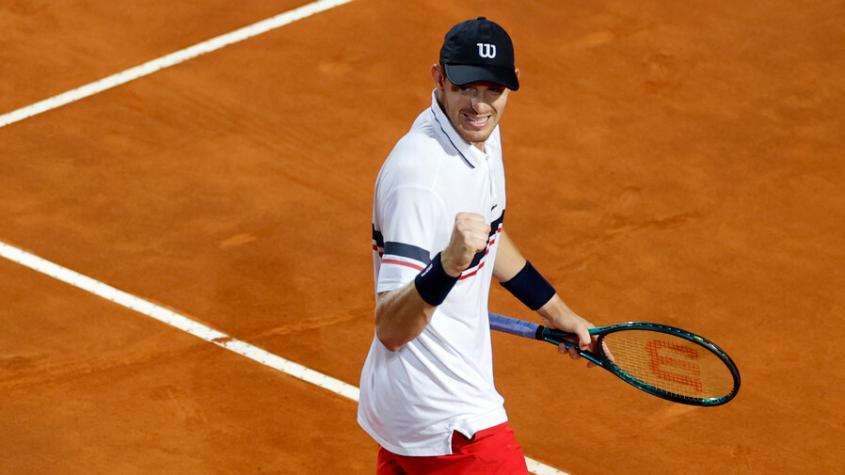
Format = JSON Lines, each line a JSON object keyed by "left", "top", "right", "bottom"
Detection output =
{"left": 384, "top": 242, "right": 431, "bottom": 265}
{"left": 372, "top": 225, "right": 385, "bottom": 248}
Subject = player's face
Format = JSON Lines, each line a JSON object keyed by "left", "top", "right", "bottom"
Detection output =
{"left": 433, "top": 65, "right": 513, "bottom": 150}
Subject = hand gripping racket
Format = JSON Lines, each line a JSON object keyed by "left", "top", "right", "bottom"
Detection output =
{"left": 489, "top": 312, "right": 741, "bottom": 406}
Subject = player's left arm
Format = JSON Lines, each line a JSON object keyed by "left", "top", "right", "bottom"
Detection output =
{"left": 493, "top": 230, "right": 595, "bottom": 361}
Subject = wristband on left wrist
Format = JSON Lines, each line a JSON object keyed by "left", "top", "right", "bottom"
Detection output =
{"left": 500, "top": 260, "right": 556, "bottom": 311}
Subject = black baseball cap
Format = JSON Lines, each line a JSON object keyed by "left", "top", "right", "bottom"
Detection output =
{"left": 439, "top": 17, "right": 519, "bottom": 91}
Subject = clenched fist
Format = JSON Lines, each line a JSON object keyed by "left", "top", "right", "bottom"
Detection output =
{"left": 441, "top": 213, "right": 490, "bottom": 277}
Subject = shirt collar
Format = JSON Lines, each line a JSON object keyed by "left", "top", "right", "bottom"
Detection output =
{"left": 429, "top": 89, "right": 492, "bottom": 168}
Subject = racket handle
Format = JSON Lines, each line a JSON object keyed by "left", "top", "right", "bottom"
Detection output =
{"left": 488, "top": 312, "right": 542, "bottom": 339}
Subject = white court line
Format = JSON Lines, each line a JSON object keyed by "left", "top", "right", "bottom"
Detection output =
{"left": 0, "top": 1, "right": 571, "bottom": 471}
{"left": 0, "top": 241, "right": 570, "bottom": 474}
{"left": 0, "top": 241, "right": 361, "bottom": 400}
{"left": 0, "top": 0, "right": 354, "bottom": 129}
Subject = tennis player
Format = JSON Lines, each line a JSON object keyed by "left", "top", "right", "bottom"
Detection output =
{"left": 358, "top": 17, "right": 597, "bottom": 474}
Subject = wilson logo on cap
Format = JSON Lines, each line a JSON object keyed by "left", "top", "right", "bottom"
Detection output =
{"left": 476, "top": 43, "right": 497, "bottom": 59}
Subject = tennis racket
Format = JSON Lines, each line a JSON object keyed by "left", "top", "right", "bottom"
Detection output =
{"left": 489, "top": 312, "right": 740, "bottom": 406}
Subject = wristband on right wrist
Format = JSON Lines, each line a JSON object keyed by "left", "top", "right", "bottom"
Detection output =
{"left": 414, "top": 253, "right": 459, "bottom": 306}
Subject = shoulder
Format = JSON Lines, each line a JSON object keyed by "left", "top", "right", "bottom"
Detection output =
{"left": 398, "top": 107, "right": 448, "bottom": 160}
{"left": 379, "top": 116, "right": 447, "bottom": 190}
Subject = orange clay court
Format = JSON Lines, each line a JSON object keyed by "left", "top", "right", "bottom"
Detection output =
{"left": 1, "top": 1, "right": 843, "bottom": 474}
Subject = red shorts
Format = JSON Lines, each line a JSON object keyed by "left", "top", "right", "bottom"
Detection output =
{"left": 376, "top": 422, "right": 529, "bottom": 475}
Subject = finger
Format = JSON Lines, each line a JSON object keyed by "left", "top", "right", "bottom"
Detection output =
{"left": 558, "top": 344, "right": 578, "bottom": 360}
{"left": 577, "top": 327, "right": 592, "bottom": 351}
{"left": 470, "top": 234, "right": 489, "bottom": 250}
{"left": 458, "top": 227, "right": 488, "bottom": 247}
{"left": 458, "top": 215, "right": 490, "bottom": 234}
{"left": 557, "top": 343, "right": 578, "bottom": 360}
{"left": 455, "top": 212, "right": 488, "bottom": 230}
{"left": 469, "top": 224, "right": 490, "bottom": 237}
{"left": 602, "top": 341, "right": 616, "bottom": 363}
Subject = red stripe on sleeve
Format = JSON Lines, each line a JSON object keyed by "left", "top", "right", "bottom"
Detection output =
{"left": 381, "top": 259, "right": 426, "bottom": 272}
{"left": 459, "top": 261, "right": 486, "bottom": 280}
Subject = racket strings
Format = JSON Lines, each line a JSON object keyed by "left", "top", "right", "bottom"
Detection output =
{"left": 602, "top": 330, "right": 734, "bottom": 399}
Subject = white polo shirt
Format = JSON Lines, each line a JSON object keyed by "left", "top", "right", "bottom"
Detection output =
{"left": 357, "top": 90, "right": 508, "bottom": 456}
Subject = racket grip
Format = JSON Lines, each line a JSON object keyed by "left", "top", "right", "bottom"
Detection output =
{"left": 489, "top": 312, "right": 541, "bottom": 339}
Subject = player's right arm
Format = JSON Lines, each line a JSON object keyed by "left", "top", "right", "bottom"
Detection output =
{"left": 376, "top": 212, "right": 489, "bottom": 351}
{"left": 374, "top": 284, "right": 432, "bottom": 352}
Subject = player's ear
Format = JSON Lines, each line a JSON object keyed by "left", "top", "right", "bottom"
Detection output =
{"left": 432, "top": 64, "right": 446, "bottom": 91}
{"left": 515, "top": 67, "right": 520, "bottom": 79}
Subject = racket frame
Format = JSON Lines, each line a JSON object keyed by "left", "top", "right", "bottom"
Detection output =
{"left": 489, "top": 313, "right": 741, "bottom": 406}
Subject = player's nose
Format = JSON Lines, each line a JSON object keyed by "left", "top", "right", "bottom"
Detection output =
{"left": 469, "top": 96, "right": 491, "bottom": 113}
